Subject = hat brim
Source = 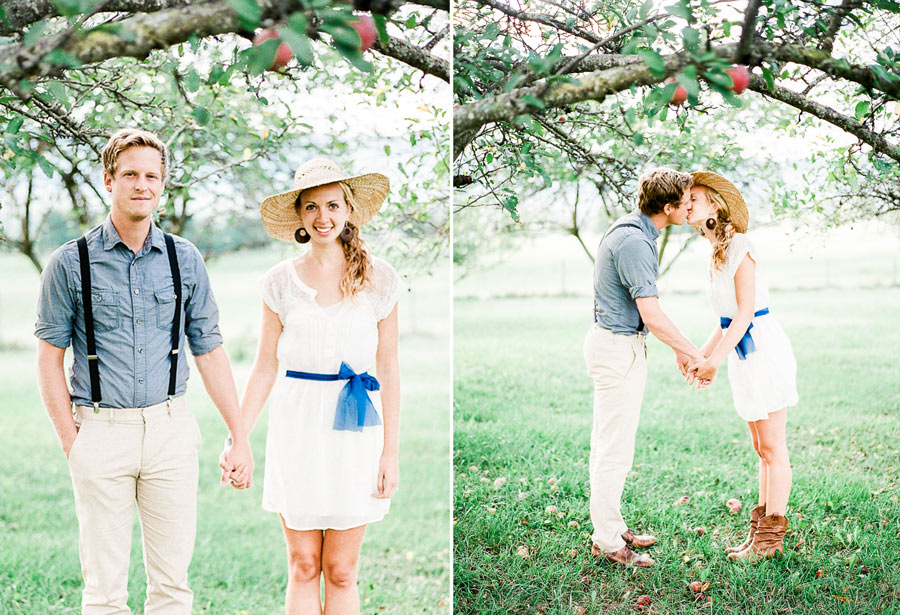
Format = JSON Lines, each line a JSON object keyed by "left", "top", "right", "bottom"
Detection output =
{"left": 690, "top": 171, "right": 749, "bottom": 233}
{"left": 260, "top": 172, "right": 390, "bottom": 243}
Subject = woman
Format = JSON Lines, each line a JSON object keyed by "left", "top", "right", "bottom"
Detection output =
{"left": 231, "top": 157, "right": 402, "bottom": 613}
{"left": 686, "top": 172, "right": 798, "bottom": 561}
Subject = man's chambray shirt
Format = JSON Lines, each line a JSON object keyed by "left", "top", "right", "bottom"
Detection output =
{"left": 592, "top": 211, "right": 660, "bottom": 335}
{"left": 35, "top": 216, "right": 223, "bottom": 409}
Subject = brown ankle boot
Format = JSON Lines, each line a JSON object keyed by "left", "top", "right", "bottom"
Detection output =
{"left": 728, "top": 514, "right": 788, "bottom": 561}
{"left": 725, "top": 504, "right": 766, "bottom": 554}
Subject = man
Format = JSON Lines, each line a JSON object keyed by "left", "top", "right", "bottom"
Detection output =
{"left": 35, "top": 129, "right": 252, "bottom": 614}
{"left": 584, "top": 167, "right": 714, "bottom": 567}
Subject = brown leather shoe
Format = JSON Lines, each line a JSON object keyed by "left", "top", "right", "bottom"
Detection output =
{"left": 591, "top": 543, "right": 654, "bottom": 567}
{"left": 728, "top": 514, "right": 788, "bottom": 561}
{"left": 622, "top": 529, "right": 656, "bottom": 549}
{"left": 725, "top": 504, "right": 766, "bottom": 554}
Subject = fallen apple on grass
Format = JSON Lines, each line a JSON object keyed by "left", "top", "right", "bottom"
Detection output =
{"left": 726, "top": 498, "right": 742, "bottom": 514}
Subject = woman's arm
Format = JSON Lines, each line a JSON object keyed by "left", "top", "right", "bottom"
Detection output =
{"left": 699, "top": 325, "right": 723, "bottom": 358}
{"left": 373, "top": 302, "right": 400, "bottom": 499}
{"left": 692, "top": 254, "right": 756, "bottom": 381}
{"left": 240, "top": 301, "right": 283, "bottom": 435}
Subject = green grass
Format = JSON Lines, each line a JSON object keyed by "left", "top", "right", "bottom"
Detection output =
{"left": 454, "top": 287, "right": 900, "bottom": 615}
{"left": 0, "top": 248, "right": 450, "bottom": 615}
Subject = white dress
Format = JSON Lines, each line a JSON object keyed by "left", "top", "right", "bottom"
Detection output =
{"left": 259, "top": 256, "right": 402, "bottom": 530}
{"left": 707, "top": 233, "right": 798, "bottom": 422}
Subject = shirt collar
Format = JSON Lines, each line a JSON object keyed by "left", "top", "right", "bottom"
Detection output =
{"left": 101, "top": 215, "right": 166, "bottom": 253}
{"left": 635, "top": 212, "right": 661, "bottom": 242}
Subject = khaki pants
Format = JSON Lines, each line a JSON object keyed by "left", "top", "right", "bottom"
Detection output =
{"left": 67, "top": 396, "right": 202, "bottom": 615}
{"left": 583, "top": 324, "right": 648, "bottom": 553}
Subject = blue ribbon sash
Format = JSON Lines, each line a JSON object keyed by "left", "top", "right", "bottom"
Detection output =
{"left": 720, "top": 308, "right": 770, "bottom": 360}
{"left": 285, "top": 362, "right": 382, "bottom": 432}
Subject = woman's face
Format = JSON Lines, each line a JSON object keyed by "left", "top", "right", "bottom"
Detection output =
{"left": 687, "top": 186, "right": 716, "bottom": 225}
{"left": 298, "top": 183, "right": 351, "bottom": 243}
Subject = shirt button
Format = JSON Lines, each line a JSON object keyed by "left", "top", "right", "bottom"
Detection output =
{"left": 134, "top": 289, "right": 140, "bottom": 295}
{"left": 138, "top": 348, "right": 143, "bottom": 353}
{"left": 137, "top": 319, "right": 142, "bottom": 324}
{"left": 138, "top": 378, "right": 144, "bottom": 384}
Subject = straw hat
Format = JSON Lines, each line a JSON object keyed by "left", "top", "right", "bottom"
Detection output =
{"left": 690, "top": 171, "right": 749, "bottom": 233}
{"left": 260, "top": 158, "right": 390, "bottom": 242}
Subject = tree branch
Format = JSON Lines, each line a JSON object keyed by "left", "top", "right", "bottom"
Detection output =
{"left": 373, "top": 34, "right": 449, "bottom": 81}
{"left": 735, "top": 0, "right": 761, "bottom": 64}
{"left": 750, "top": 74, "right": 900, "bottom": 163}
{"left": 472, "top": 0, "right": 601, "bottom": 45}
{"left": 819, "top": 0, "right": 861, "bottom": 54}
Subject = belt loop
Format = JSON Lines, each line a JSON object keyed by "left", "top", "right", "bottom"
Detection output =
{"left": 167, "top": 396, "right": 173, "bottom": 417}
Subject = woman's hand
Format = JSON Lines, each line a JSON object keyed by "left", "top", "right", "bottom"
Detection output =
{"left": 372, "top": 452, "right": 399, "bottom": 499}
{"left": 689, "top": 359, "right": 718, "bottom": 389}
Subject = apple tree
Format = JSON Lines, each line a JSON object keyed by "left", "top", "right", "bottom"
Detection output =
{"left": 0, "top": 0, "right": 449, "bottom": 272}
{"left": 453, "top": 0, "right": 900, "bottom": 270}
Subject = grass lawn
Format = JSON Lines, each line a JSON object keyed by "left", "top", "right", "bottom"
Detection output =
{"left": 454, "top": 286, "right": 900, "bottom": 615}
{"left": 0, "top": 247, "right": 451, "bottom": 615}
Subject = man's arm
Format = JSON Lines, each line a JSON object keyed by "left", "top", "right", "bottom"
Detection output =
{"left": 36, "top": 340, "right": 77, "bottom": 458}
{"left": 192, "top": 345, "right": 252, "bottom": 486}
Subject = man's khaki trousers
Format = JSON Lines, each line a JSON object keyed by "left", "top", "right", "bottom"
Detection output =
{"left": 583, "top": 324, "right": 648, "bottom": 553}
{"left": 67, "top": 396, "right": 201, "bottom": 615}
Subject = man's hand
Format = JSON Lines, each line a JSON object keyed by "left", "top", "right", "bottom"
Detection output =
{"left": 688, "top": 359, "right": 717, "bottom": 389}
{"left": 372, "top": 452, "right": 399, "bottom": 499}
{"left": 219, "top": 436, "right": 253, "bottom": 489}
{"left": 674, "top": 351, "right": 692, "bottom": 378}
{"left": 62, "top": 425, "right": 79, "bottom": 459}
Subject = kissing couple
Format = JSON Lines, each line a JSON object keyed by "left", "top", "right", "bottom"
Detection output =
{"left": 583, "top": 167, "right": 798, "bottom": 567}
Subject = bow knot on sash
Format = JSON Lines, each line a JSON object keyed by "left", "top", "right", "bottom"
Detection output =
{"left": 720, "top": 308, "right": 770, "bottom": 360}
{"left": 284, "top": 362, "right": 381, "bottom": 432}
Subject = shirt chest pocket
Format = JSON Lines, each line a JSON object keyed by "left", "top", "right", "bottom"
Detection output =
{"left": 79, "top": 290, "right": 120, "bottom": 333}
{"left": 154, "top": 284, "right": 183, "bottom": 332}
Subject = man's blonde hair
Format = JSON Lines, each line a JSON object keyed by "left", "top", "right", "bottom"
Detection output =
{"left": 637, "top": 167, "right": 693, "bottom": 216}
{"left": 101, "top": 129, "right": 168, "bottom": 180}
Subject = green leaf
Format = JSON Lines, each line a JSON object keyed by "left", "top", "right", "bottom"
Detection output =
{"left": 23, "top": 21, "right": 48, "bottom": 48}
{"left": 639, "top": 0, "right": 653, "bottom": 19}
{"left": 636, "top": 49, "right": 666, "bottom": 78}
{"left": 632, "top": 132, "right": 644, "bottom": 145}
{"left": 519, "top": 94, "right": 546, "bottom": 109}
{"left": 35, "top": 152, "right": 56, "bottom": 178}
{"left": 44, "top": 49, "right": 82, "bottom": 68}
{"left": 333, "top": 43, "right": 374, "bottom": 73}
{"left": 373, "top": 14, "right": 390, "bottom": 45}
{"left": 245, "top": 39, "right": 279, "bottom": 75}
{"left": 279, "top": 26, "right": 314, "bottom": 66}
{"left": 503, "top": 195, "right": 520, "bottom": 222}
{"left": 193, "top": 106, "right": 211, "bottom": 126}
{"left": 384, "top": 144, "right": 391, "bottom": 156}
{"left": 855, "top": 100, "right": 870, "bottom": 121}
{"left": 0, "top": 7, "right": 9, "bottom": 28}
{"left": 704, "top": 69, "right": 734, "bottom": 89}
{"left": 51, "top": 0, "right": 90, "bottom": 17}
{"left": 681, "top": 26, "right": 700, "bottom": 51}
{"left": 226, "top": 0, "right": 262, "bottom": 30}
{"left": 676, "top": 73, "right": 700, "bottom": 97}
{"left": 7, "top": 117, "right": 24, "bottom": 134}
{"left": 761, "top": 66, "right": 775, "bottom": 90}
{"left": 664, "top": 1, "right": 692, "bottom": 20}
{"left": 183, "top": 70, "right": 201, "bottom": 93}
{"left": 208, "top": 65, "right": 226, "bottom": 85}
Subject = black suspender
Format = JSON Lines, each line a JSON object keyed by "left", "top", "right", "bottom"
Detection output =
{"left": 76, "top": 237, "right": 102, "bottom": 412}
{"left": 76, "top": 233, "right": 182, "bottom": 411}
{"left": 593, "top": 221, "right": 646, "bottom": 333}
{"left": 163, "top": 234, "right": 182, "bottom": 403}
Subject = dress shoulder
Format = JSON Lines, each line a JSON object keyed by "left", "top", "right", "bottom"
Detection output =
{"left": 369, "top": 256, "right": 404, "bottom": 321}
{"left": 258, "top": 259, "right": 294, "bottom": 316}
{"left": 726, "top": 233, "right": 759, "bottom": 274}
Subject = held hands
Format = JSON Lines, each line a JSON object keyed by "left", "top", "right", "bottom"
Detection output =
{"left": 685, "top": 357, "right": 718, "bottom": 390}
{"left": 372, "top": 452, "right": 399, "bottom": 499}
{"left": 219, "top": 436, "right": 254, "bottom": 490}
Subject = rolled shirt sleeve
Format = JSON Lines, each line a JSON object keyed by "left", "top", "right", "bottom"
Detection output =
{"left": 35, "top": 246, "right": 76, "bottom": 349}
{"left": 181, "top": 242, "right": 224, "bottom": 356}
{"left": 614, "top": 236, "right": 659, "bottom": 299}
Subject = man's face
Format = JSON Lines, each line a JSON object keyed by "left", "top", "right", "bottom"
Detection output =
{"left": 104, "top": 146, "right": 164, "bottom": 223}
{"left": 666, "top": 187, "right": 692, "bottom": 225}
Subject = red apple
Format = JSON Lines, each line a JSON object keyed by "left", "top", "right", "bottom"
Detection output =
{"left": 694, "top": 527, "right": 705, "bottom": 536}
{"left": 726, "top": 65, "right": 750, "bottom": 94}
{"left": 665, "top": 77, "right": 687, "bottom": 106}
{"left": 816, "top": 569, "right": 824, "bottom": 578}
{"left": 690, "top": 581, "right": 703, "bottom": 593}
{"left": 726, "top": 498, "right": 742, "bottom": 514}
{"left": 636, "top": 595, "right": 651, "bottom": 606}
{"left": 558, "top": 116, "right": 566, "bottom": 123}
{"left": 253, "top": 29, "right": 293, "bottom": 70}
{"left": 350, "top": 15, "right": 377, "bottom": 52}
